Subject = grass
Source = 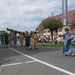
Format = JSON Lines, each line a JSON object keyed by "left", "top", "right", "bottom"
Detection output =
{"left": 37, "top": 43, "right": 75, "bottom": 48}
{"left": 38, "top": 43, "right": 63, "bottom": 47}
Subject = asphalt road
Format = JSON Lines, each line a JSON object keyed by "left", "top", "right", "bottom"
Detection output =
{"left": 0, "top": 45, "right": 75, "bottom": 75}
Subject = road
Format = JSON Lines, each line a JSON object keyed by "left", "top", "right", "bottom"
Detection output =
{"left": 0, "top": 45, "right": 75, "bottom": 75}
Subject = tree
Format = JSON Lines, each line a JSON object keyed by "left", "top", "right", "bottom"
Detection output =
{"left": 71, "top": 13, "right": 75, "bottom": 27}
{"left": 42, "top": 16, "right": 63, "bottom": 41}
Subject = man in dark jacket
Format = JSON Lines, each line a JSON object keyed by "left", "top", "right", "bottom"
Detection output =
{"left": 4, "top": 33, "right": 9, "bottom": 47}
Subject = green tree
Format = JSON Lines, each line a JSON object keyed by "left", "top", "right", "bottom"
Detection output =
{"left": 71, "top": 13, "right": 75, "bottom": 27}
{"left": 42, "top": 16, "right": 63, "bottom": 40}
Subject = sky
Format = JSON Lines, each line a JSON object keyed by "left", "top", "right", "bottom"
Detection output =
{"left": 0, "top": 0, "right": 75, "bottom": 32}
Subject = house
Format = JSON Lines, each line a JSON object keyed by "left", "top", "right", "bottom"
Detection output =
{"left": 36, "top": 9, "right": 75, "bottom": 40}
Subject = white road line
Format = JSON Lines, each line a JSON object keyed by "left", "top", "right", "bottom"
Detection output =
{"left": 1, "top": 60, "right": 36, "bottom": 67}
{"left": 0, "top": 65, "right": 1, "bottom": 72}
{"left": 9, "top": 47, "right": 75, "bottom": 75}
{"left": 25, "top": 60, "right": 36, "bottom": 63}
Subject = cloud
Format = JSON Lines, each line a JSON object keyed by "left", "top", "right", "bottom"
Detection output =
{"left": 0, "top": 0, "right": 75, "bottom": 32}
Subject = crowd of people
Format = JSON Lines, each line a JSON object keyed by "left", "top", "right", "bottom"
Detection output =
{"left": 0, "top": 31, "right": 38, "bottom": 50}
{"left": 0, "top": 28, "right": 75, "bottom": 57}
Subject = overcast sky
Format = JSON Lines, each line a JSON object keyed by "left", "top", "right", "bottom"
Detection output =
{"left": 0, "top": 0, "right": 75, "bottom": 32}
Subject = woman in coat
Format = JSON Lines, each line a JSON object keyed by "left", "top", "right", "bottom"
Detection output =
{"left": 4, "top": 33, "right": 9, "bottom": 47}
{"left": 19, "top": 33, "right": 24, "bottom": 46}
{"left": 9, "top": 34, "right": 13, "bottom": 46}
{"left": 13, "top": 33, "right": 17, "bottom": 47}
{"left": 24, "top": 31, "right": 31, "bottom": 50}
{"left": 33, "top": 32, "right": 38, "bottom": 49}
{"left": 1, "top": 34, "right": 5, "bottom": 46}
{"left": 59, "top": 28, "right": 75, "bottom": 56}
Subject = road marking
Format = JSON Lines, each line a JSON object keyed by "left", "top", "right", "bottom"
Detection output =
{"left": 1, "top": 60, "right": 36, "bottom": 67}
{"left": 9, "top": 47, "right": 75, "bottom": 75}
{"left": 25, "top": 60, "right": 36, "bottom": 63}
{"left": 0, "top": 65, "right": 1, "bottom": 72}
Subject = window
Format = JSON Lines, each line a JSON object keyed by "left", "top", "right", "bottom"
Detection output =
{"left": 71, "top": 27, "right": 74, "bottom": 31}
{"left": 44, "top": 36, "right": 46, "bottom": 37}
{"left": 44, "top": 31, "right": 46, "bottom": 33}
{"left": 47, "top": 30, "right": 50, "bottom": 33}
{"left": 59, "top": 28, "right": 62, "bottom": 32}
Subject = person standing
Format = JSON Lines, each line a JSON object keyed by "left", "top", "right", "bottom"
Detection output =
{"left": 13, "top": 33, "right": 17, "bottom": 47}
{"left": 4, "top": 33, "right": 9, "bottom": 47}
{"left": 1, "top": 34, "right": 5, "bottom": 46}
{"left": 19, "top": 33, "right": 24, "bottom": 46}
{"left": 33, "top": 32, "right": 38, "bottom": 49}
{"left": 30, "top": 31, "right": 34, "bottom": 43}
{"left": 24, "top": 31, "right": 31, "bottom": 50}
{"left": 59, "top": 28, "right": 75, "bottom": 56}
{"left": 9, "top": 34, "right": 13, "bottom": 46}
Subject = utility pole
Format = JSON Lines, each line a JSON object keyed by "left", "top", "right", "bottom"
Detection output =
{"left": 62, "top": 0, "right": 68, "bottom": 26}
